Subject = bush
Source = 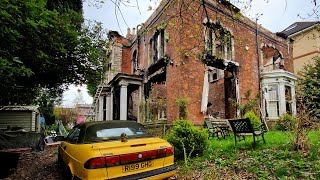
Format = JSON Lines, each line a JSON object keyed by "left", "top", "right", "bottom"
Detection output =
{"left": 243, "top": 111, "right": 261, "bottom": 128}
{"left": 45, "top": 123, "right": 59, "bottom": 136}
{"left": 176, "top": 98, "right": 188, "bottom": 119}
{"left": 166, "top": 120, "right": 209, "bottom": 160}
{"left": 275, "top": 113, "right": 297, "bottom": 131}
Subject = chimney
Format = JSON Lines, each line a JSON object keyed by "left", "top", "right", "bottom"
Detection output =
{"left": 126, "top": 28, "right": 131, "bottom": 38}
{"left": 132, "top": 28, "right": 136, "bottom": 36}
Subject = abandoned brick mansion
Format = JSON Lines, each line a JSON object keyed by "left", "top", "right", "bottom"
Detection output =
{"left": 94, "top": 0, "right": 297, "bottom": 124}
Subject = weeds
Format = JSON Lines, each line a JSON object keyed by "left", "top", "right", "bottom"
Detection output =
{"left": 176, "top": 131, "right": 320, "bottom": 179}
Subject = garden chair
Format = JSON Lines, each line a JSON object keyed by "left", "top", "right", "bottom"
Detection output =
{"left": 204, "top": 120, "right": 224, "bottom": 139}
{"left": 228, "top": 118, "right": 266, "bottom": 147}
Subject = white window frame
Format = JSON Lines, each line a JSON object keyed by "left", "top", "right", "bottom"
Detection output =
{"left": 284, "top": 85, "right": 294, "bottom": 115}
{"left": 266, "top": 84, "right": 280, "bottom": 118}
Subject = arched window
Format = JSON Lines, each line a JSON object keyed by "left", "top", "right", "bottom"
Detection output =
{"left": 132, "top": 50, "right": 138, "bottom": 73}
{"left": 204, "top": 22, "right": 234, "bottom": 60}
{"left": 148, "top": 29, "right": 166, "bottom": 65}
{"left": 261, "top": 46, "right": 284, "bottom": 71}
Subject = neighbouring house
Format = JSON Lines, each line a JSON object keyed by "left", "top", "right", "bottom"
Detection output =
{"left": 277, "top": 21, "right": 320, "bottom": 74}
{"left": 95, "top": 0, "right": 297, "bottom": 124}
{"left": 75, "top": 103, "right": 95, "bottom": 123}
{"left": 0, "top": 106, "right": 40, "bottom": 132}
{"left": 54, "top": 104, "right": 94, "bottom": 126}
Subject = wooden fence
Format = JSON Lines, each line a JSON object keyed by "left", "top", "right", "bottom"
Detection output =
{"left": 143, "top": 123, "right": 173, "bottom": 138}
{"left": 143, "top": 122, "right": 205, "bottom": 138}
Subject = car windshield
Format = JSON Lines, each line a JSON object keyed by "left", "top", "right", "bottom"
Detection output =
{"left": 83, "top": 122, "right": 152, "bottom": 143}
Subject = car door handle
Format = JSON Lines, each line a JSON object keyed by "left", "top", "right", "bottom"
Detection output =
{"left": 63, "top": 146, "right": 67, "bottom": 150}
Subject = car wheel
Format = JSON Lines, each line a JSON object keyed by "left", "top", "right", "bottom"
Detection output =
{"left": 57, "top": 154, "right": 63, "bottom": 168}
{"left": 65, "top": 166, "right": 73, "bottom": 180}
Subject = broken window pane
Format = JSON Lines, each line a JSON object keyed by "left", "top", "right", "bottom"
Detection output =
{"left": 159, "top": 29, "right": 165, "bottom": 58}
{"left": 226, "top": 34, "right": 232, "bottom": 60}
{"left": 204, "top": 24, "right": 233, "bottom": 60}
{"left": 261, "top": 46, "right": 283, "bottom": 71}
{"left": 148, "top": 29, "right": 166, "bottom": 65}
{"left": 153, "top": 32, "right": 158, "bottom": 62}
{"left": 285, "top": 85, "right": 293, "bottom": 114}
{"left": 132, "top": 50, "right": 138, "bottom": 73}
{"left": 205, "top": 28, "right": 213, "bottom": 55}
{"left": 149, "top": 38, "right": 153, "bottom": 65}
{"left": 103, "top": 96, "right": 107, "bottom": 120}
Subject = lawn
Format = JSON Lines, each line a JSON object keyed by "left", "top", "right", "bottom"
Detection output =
{"left": 176, "top": 131, "right": 320, "bottom": 179}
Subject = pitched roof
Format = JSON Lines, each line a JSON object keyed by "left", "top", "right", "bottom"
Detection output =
{"left": 0, "top": 106, "right": 39, "bottom": 112}
{"left": 76, "top": 104, "right": 94, "bottom": 108}
{"left": 277, "top": 21, "right": 319, "bottom": 38}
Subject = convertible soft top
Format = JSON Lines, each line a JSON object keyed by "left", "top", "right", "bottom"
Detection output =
{"left": 75, "top": 121, "right": 150, "bottom": 143}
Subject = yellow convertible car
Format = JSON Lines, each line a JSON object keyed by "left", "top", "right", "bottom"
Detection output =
{"left": 58, "top": 121, "right": 176, "bottom": 180}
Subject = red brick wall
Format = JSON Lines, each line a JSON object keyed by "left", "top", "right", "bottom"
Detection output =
{"left": 122, "top": 47, "right": 132, "bottom": 74}
{"left": 208, "top": 79, "right": 226, "bottom": 118}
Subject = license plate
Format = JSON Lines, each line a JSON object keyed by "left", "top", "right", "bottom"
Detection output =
{"left": 122, "top": 161, "right": 153, "bottom": 172}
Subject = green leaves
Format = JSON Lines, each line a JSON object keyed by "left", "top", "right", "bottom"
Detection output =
{"left": 297, "top": 56, "right": 320, "bottom": 120}
{"left": 0, "top": 0, "right": 106, "bottom": 105}
{"left": 206, "top": 131, "right": 320, "bottom": 179}
{"left": 166, "top": 120, "right": 209, "bottom": 160}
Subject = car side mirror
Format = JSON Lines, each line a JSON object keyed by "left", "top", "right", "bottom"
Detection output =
{"left": 55, "top": 135, "right": 66, "bottom": 141}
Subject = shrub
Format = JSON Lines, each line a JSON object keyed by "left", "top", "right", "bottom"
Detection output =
{"left": 45, "top": 123, "right": 59, "bottom": 136}
{"left": 243, "top": 111, "right": 261, "bottom": 128}
{"left": 275, "top": 113, "right": 297, "bottom": 131}
{"left": 176, "top": 98, "right": 188, "bottom": 119}
{"left": 166, "top": 120, "right": 209, "bottom": 161}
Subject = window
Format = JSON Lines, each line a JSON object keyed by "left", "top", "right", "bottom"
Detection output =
{"left": 159, "top": 30, "right": 165, "bottom": 57}
{"left": 285, "top": 86, "right": 293, "bottom": 114}
{"left": 66, "top": 128, "right": 80, "bottom": 144}
{"left": 208, "top": 67, "right": 224, "bottom": 82}
{"left": 153, "top": 32, "right": 158, "bottom": 61}
{"left": 103, "top": 96, "right": 107, "bottom": 120}
{"left": 158, "top": 110, "right": 166, "bottom": 119}
{"left": 84, "top": 123, "right": 152, "bottom": 142}
{"left": 132, "top": 50, "right": 138, "bottom": 73}
{"left": 148, "top": 38, "right": 153, "bottom": 65}
{"left": 261, "top": 46, "right": 284, "bottom": 71}
{"left": 205, "top": 23, "right": 233, "bottom": 60}
{"left": 267, "top": 85, "right": 279, "bottom": 117}
{"left": 149, "top": 29, "right": 165, "bottom": 65}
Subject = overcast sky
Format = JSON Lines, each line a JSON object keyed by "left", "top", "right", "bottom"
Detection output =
{"left": 84, "top": 0, "right": 319, "bottom": 33}
{"left": 62, "top": 0, "right": 319, "bottom": 107}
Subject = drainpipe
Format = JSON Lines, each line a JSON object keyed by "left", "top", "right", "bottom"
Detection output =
{"left": 255, "top": 18, "right": 262, "bottom": 118}
{"left": 136, "top": 24, "right": 144, "bottom": 121}
{"left": 136, "top": 24, "right": 143, "bottom": 71}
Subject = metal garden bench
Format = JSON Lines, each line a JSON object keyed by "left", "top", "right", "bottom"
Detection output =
{"left": 228, "top": 118, "right": 266, "bottom": 147}
{"left": 204, "top": 120, "right": 230, "bottom": 139}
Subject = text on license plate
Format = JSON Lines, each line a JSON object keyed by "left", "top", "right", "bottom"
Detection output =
{"left": 122, "top": 161, "right": 153, "bottom": 172}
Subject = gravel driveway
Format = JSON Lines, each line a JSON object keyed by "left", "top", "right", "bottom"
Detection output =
{"left": 3, "top": 145, "right": 64, "bottom": 180}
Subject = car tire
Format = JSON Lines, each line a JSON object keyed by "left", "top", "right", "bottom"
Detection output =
{"left": 57, "top": 154, "right": 63, "bottom": 168}
{"left": 65, "top": 166, "right": 73, "bottom": 180}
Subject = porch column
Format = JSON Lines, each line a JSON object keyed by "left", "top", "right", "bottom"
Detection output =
{"left": 98, "top": 96, "right": 104, "bottom": 121}
{"left": 120, "top": 81, "right": 128, "bottom": 120}
{"left": 106, "top": 92, "right": 111, "bottom": 120}
{"left": 110, "top": 88, "right": 114, "bottom": 120}
{"left": 95, "top": 101, "right": 99, "bottom": 121}
{"left": 137, "top": 85, "right": 142, "bottom": 123}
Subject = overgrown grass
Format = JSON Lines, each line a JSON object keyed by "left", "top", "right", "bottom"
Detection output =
{"left": 176, "top": 131, "right": 320, "bottom": 179}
